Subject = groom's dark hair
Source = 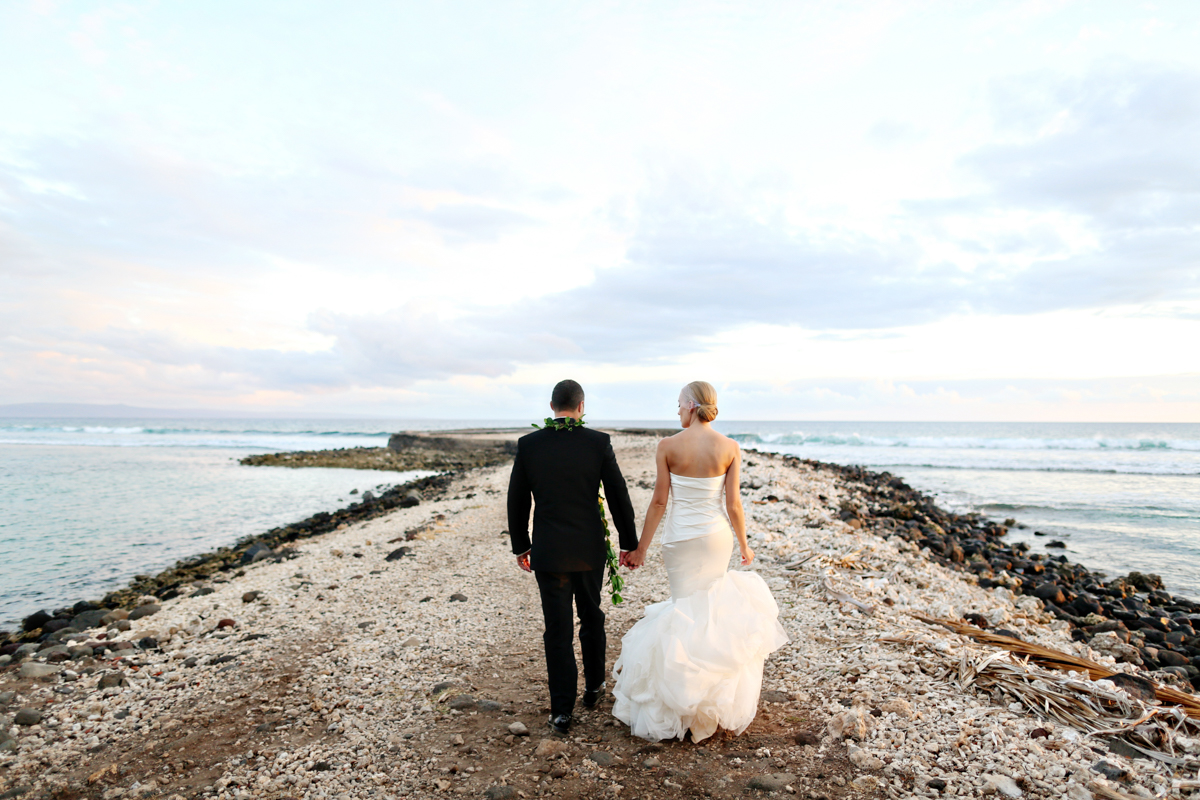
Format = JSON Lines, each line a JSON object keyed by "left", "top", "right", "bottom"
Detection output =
{"left": 551, "top": 379, "right": 585, "bottom": 411}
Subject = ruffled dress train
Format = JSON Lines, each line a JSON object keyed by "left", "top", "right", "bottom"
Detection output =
{"left": 612, "top": 474, "right": 788, "bottom": 742}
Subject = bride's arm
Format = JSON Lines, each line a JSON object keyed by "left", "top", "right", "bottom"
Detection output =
{"left": 724, "top": 444, "right": 753, "bottom": 565}
{"left": 627, "top": 439, "right": 671, "bottom": 568}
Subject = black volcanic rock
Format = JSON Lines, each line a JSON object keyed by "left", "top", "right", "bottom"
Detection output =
{"left": 1033, "top": 584, "right": 1066, "bottom": 605}
{"left": 22, "top": 610, "right": 52, "bottom": 632}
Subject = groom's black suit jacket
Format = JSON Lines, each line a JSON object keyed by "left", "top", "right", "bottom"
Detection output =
{"left": 507, "top": 424, "right": 639, "bottom": 572}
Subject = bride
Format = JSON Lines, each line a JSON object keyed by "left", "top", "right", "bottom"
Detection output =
{"left": 613, "top": 381, "right": 788, "bottom": 742}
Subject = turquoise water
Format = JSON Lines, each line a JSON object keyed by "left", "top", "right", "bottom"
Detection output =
{"left": 2, "top": 418, "right": 1198, "bottom": 629}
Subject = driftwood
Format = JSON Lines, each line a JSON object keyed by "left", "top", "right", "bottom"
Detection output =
{"left": 822, "top": 578, "right": 876, "bottom": 615}
{"left": 910, "top": 612, "right": 1200, "bottom": 720}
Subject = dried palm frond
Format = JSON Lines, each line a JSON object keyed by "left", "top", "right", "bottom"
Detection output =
{"left": 911, "top": 612, "right": 1200, "bottom": 720}
{"left": 832, "top": 547, "right": 867, "bottom": 570}
{"left": 883, "top": 631, "right": 1200, "bottom": 765}
{"left": 782, "top": 546, "right": 871, "bottom": 573}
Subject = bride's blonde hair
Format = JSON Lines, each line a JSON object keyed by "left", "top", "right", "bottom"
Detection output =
{"left": 682, "top": 381, "right": 718, "bottom": 422}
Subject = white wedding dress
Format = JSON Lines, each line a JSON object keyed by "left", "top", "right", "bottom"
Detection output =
{"left": 612, "top": 473, "right": 788, "bottom": 742}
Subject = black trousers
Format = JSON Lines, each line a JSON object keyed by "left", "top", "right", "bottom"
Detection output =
{"left": 535, "top": 568, "right": 605, "bottom": 717}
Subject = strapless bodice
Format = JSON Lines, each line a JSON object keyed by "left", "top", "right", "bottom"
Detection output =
{"left": 662, "top": 473, "right": 731, "bottom": 544}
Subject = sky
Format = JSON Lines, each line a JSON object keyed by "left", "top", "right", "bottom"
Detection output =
{"left": 2, "top": 1, "right": 1199, "bottom": 421}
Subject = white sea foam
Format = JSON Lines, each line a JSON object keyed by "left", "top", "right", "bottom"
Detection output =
{"left": 732, "top": 431, "right": 1200, "bottom": 452}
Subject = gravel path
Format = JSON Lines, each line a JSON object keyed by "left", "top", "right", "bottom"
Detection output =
{"left": 1, "top": 435, "right": 1197, "bottom": 800}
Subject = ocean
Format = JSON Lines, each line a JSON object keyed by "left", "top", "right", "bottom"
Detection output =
{"left": 717, "top": 421, "right": 1200, "bottom": 602}
{"left": 1, "top": 418, "right": 1197, "bottom": 629}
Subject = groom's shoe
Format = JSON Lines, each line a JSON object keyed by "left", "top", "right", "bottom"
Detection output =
{"left": 548, "top": 714, "right": 572, "bottom": 735}
{"left": 582, "top": 682, "right": 606, "bottom": 709}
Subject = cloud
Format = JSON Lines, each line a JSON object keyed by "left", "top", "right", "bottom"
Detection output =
{"left": 3, "top": 52, "right": 1200, "bottom": 406}
{"left": 949, "top": 62, "right": 1200, "bottom": 308}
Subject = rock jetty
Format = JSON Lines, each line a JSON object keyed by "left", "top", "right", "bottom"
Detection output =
{"left": 0, "top": 433, "right": 1197, "bottom": 800}
{"left": 238, "top": 429, "right": 523, "bottom": 473}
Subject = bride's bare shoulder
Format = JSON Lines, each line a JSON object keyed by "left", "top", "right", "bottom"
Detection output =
{"left": 715, "top": 430, "right": 740, "bottom": 450}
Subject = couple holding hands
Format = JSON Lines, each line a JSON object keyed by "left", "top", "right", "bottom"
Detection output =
{"left": 507, "top": 379, "right": 787, "bottom": 742}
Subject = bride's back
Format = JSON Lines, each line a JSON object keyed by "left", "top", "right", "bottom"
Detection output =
{"left": 664, "top": 426, "right": 738, "bottom": 479}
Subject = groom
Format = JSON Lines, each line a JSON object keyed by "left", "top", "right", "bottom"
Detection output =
{"left": 507, "top": 379, "right": 639, "bottom": 734}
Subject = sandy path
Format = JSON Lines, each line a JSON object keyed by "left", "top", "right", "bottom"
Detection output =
{"left": 1, "top": 434, "right": 1193, "bottom": 800}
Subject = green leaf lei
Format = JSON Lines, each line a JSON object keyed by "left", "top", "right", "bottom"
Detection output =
{"left": 532, "top": 415, "right": 624, "bottom": 604}
{"left": 532, "top": 415, "right": 587, "bottom": 431}
{"left": 598, "top": 495, "right": 624, "bottom": 605}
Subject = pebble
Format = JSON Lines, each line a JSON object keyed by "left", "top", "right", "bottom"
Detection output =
{"left": 127, "top": 603, "right": 160, "bottom": 620}
{"left": 535, "top": 738, "right": 569, "bottom": 757}
{"left": 827, "top": 707, "right": 872, "bottom": 740}
{"left": 507, "top": 721, "right": 529, "bottom": 736}
{"left": 16, "top": 663, "right": 60, "bottom": 680}
{"left": 13, "top": 708, "right": 42, "bottom": 726}
{"left": 96, "top": 672, "right": 126, "bottom": 689}
{"left": 748, "top": 773, "right": 796, "bottom": 792}
{"left": 1091, "top": 761, "right": 1127, "bottom": 781}
{"left": 588, "top": 751, "right": 614, "bottom": 766}
{"left": 983, "top": 774, "right": 1023, "bottom": 797}
{"left": 847, "top": 745, "right": 883, "bottom": 770}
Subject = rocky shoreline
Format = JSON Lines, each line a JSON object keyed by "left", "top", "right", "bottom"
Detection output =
{"left": 1, "top": 432, "right": 1198, "bottom": 800}
{"left": 0, "top": 472, "right": 454, "bottom": 649}
{"left": 803, "top": 458, "right": 1200, "bottom": 694}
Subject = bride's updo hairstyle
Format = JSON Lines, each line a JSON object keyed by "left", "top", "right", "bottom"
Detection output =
{"left": 683, "top": 381, "right": 718, "bottom": 422}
